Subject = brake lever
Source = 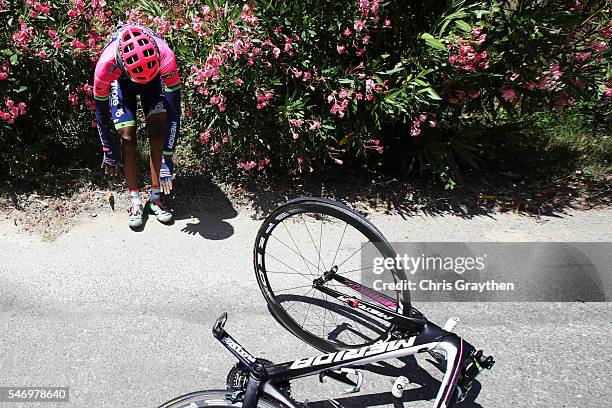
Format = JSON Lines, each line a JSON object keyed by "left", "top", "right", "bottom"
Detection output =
{"left": 213, "top": 312, "right": 228, "bottom": 338}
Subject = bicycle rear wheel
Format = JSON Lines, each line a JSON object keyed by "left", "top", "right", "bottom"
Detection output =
{"left": 254, "top": 197, "right": 410, "bottom": 352}
{"left": 158, "top": 390, "right": 283, "bottom": 408}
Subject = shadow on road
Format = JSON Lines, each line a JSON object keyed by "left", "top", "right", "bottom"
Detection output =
{"left": 166, "top": 175, "right": 238, "bottom": 240}
{"left": 305, "top": 356, "right": 483, "bottom": 408}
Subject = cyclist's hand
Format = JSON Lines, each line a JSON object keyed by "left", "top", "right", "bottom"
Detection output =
{"left": 101, "top": 151, "right": 121, "bottom": 176}
{"left": 160, "top": 155, "right": 175, "bottom": 194}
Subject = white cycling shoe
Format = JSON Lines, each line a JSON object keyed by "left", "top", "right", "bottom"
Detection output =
{"left": 147, "top": 200, "right": 173, "bottom": 223}
{"left": 128, "top": 203, "right": 145, "bottom": 229}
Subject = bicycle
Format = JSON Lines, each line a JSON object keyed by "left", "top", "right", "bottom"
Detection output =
{"left": 159, "top": 197, "right": 494, "bottom": 408}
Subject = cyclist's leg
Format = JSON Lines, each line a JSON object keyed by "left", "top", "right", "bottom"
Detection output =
{"left": 142, "top": 77, "right": 172, "bottom": 223}
{"left": 141, "top": 77, "right": 166, "bottom": 189}
{"left": 111, "top": 78, "right": 144, "bottom": 228}
{"left": 111, "top": 78, "right": 138, "bottom": 190}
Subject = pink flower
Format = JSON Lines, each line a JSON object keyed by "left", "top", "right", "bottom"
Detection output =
{"left": 337, "top": 45, "right": 346, "bottom": 54}
{"left": 302, "top": 71, "right": 312, "bottom": 80}
{"left": 574, "top": 52, "right": 591, "bottom": 63}
{"left": 550, "top": 64, "right": 563, "bottom": 79}
{"left": 604, "top": 86, "right": 612, "bottom": 98}
{"left": 384, "top": 19, "right": 391, "bottom": 26}
{"left": 235, "top": 78, "right": 243, "bottom": 86}
{"left": 501, "top": 88, "right": 517, "bottom": 102}
{"left": 218, "top": 103, "right": 226, "bottom": 112}
{"left": 199, "top": 129, "right": 212, "bottom": 144}
{"left": 343, "top": 28, "right": 352, "bottom": 36}
{"left": 68, "top": 93, "right": 79, "bottom": 106}
{"left": 365, "top": 79, "right": 376, "bottom": 90}
{"left": 527, "top": 82, "right": 537, "bottom": 90}
{"left": 354, "top": 20, "right": 366, "bottom": 32}
{"left": 237, "top": 161, "right": 257, "bottom": 171}
{"left": 0, "top": 72, "right": 7, "bottom": 81}
{"left": 272, "top": 47, "right": 281, "bottom": 59}
{"left": 592, "top": 41, "right": 608, "bottom": 52}
{"left": 309, "top": 120, "right": 321, "bottom": 130}
{"left": 410, "top": 127, "right": 421, "bottom": 137}
{"left": 257, "top": 158, "right": 270, "bottom": 171}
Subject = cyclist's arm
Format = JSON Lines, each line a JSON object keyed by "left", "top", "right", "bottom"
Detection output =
{"left": 159, "top": 44, "right": 181, "bottom": 156}
{"left": 93, "top": 50, "right": 121, "bottom": 166}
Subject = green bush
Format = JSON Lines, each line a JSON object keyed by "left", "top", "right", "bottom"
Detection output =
{"left": 0, "top": 0, "right": 610, "bottom": 185}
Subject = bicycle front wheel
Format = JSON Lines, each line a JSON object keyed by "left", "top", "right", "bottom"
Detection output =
{"left": 158, "top": 390, "right": 284, "bottom": 408}
{"left": 254, "top": 197, "right": 410, "bottom": 352}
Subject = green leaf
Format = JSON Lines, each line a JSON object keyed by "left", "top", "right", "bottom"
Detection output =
{"left": 420, "top": 33, "right": 447, "bottom": 52}
{"left": 455, "top": 20, "right": 471, "bottom": 32}
{"left": 17, "top": 86, "right": 27, "bottom": 93}
{"left": 427, "top": 88, "right": 442, "bottom": 100}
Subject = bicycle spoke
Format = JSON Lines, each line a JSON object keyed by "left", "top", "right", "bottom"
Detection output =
{"left": 330, "top": 222, "right": 348, "bottom": 268}
{"left": 336, "top": 240, "right": 373, "bottom": 269}
{"left": 266, "top": 252, "right": 312, "bottom": 279}
{"left": 280, "top": 220, "right": 318, "bottom": 278}
{"left": 274, "top": 283, "right": 315, "bottom": 293}
{"left": 302, "top": 214, "right": 328, "bottom": 273}
{"left": 270, "top": 230, "right": 319, "bottom": 275}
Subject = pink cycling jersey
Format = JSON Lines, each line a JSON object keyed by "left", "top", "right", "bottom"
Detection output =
{"left": 93, "top": 28, "right": 180, "bottom": 100}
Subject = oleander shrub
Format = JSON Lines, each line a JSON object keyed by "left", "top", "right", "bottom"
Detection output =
{"left": 0, "top": 0, "right": 610, "bottom": 185}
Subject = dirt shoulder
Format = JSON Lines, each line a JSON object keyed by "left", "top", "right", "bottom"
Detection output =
{"left": 1, "top": 169, "right": 610, "bottom": 240}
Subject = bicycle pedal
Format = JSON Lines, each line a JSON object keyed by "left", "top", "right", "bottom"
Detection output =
{"left": 319, "top": 368, "right": 363, "bottom": 394}
{"left": 304, "top": 399, "right": 345, "bottom": 408}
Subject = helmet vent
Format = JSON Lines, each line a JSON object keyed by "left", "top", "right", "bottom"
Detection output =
{"left": 147, "top": 60, "right": 157, "bottom": 69}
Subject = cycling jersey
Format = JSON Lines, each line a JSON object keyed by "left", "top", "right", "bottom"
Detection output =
{"left": 93, "top": 25, "right": 181, "bottom": 160}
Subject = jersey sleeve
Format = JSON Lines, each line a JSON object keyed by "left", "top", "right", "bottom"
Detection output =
{"left": 93, "top": 42, "right": 121, "bottom": 101}
{"left": 157, "top": 39, "right": 181, "bottom": 92}
{"left": 93, "top": 45, "right": 121, "bottom": 154}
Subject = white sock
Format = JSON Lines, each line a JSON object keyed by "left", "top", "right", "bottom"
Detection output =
{"left": 129, "top": 190, "right": 142, "bottom": 206}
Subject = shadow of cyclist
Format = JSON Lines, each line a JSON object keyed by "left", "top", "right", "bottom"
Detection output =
{"left": 305, "top": 356, "right": 484, "bottom": 407}
{"left": 165, "top": 175, "right": 238, "bottom": 240}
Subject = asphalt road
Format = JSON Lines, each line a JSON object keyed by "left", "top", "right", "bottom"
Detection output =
{"left": 1, "top": 204, "right": 610, "bottom": 408}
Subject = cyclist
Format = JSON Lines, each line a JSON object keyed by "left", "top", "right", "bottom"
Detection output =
{"left": 93, "top": 24, "right": 181, "bottom": 228}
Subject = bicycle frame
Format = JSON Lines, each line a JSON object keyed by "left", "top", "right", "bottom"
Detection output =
{"left": 213, "top": 314, "right": 491, "bottom": 408}
{"left": 212, "top": 270, "right": 493, "bottom": 408}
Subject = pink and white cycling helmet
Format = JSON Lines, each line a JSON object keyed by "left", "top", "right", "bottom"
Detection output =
{"left": 116, "top": 26, "right": 159, "bottom": 84}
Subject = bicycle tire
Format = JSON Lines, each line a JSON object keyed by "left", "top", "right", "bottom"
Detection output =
{"left": 158, "top": 390, "right": 284, "bottom": 408}
{"left": 254, "top": 197, "right": 410, "bottom": 352}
